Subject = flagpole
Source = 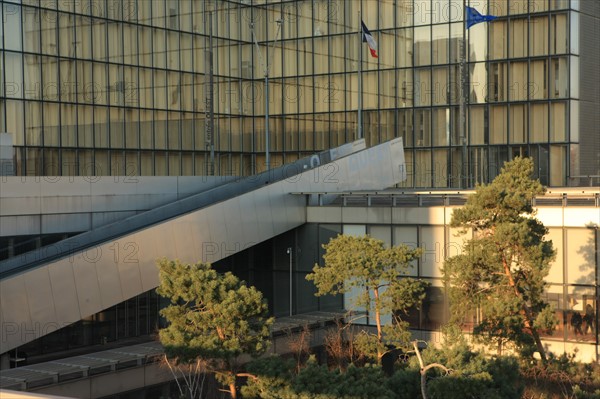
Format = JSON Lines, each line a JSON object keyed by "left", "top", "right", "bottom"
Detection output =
{"left": 460, "top": 0, "right": 468, "bottom": 188}
{"left": 357, "top": 10, "right": 362, "bottom": 140}
{"left": 204, "top": 11, "right": 215, "bottom": 176}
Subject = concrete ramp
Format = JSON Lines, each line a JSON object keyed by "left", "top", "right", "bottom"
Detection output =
{"left": 0, "top": 138, "right": 406, "bottom": 353}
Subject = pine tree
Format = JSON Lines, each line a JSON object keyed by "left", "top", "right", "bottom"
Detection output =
{"left": 156, "top": 259, "right": 273, "bottom": 398}
{"left": 307, "top": 235, "right": 428, "bottom": 362}
{"left": 442, "top": 157, "right": 556, "bottom": 362}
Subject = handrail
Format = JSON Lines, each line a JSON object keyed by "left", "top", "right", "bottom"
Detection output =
{"left": 297, "top": 191, "right": 600, "bottom": 208}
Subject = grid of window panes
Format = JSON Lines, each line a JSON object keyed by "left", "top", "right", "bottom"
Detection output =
{"left": 1, "top": 0, "right": 576, "bottom": 186}
{"left": 1, "top": 0, "right": 258, "bottom": 176}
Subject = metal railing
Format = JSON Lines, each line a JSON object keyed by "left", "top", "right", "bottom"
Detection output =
{"left": 299, "top": 190, "right": 600, "bottom": 208}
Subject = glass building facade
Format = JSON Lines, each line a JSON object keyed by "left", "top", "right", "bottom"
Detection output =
{"left": 0, "top": 0, "right": 598, "bottom": 185}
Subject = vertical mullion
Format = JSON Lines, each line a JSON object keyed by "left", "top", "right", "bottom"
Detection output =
{"left": 19, "top": 5, "right": 26, "bottom": 175}
{"left": 410, "top": 1, "right": 415, "bottom": 187}
{"left": 311, "top": 0, "right": 316, "bottom": 151}
{"left": 293, "top": 2, "right": 300, "bottom": 155}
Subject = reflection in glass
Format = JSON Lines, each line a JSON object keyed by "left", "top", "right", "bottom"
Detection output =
{"left": 414, "top": 26, "right": 431, "bottom": 66}
{"left": 566, "top": 286, "right": 596, "bottom": 343}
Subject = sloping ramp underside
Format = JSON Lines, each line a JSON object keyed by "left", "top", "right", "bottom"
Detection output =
{"left": 0, "top": 138, "right": 406, "bottom": 352}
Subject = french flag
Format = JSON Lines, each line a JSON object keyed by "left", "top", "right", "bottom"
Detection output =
{"left": 361, "top": 20, "right": 378, "bottom": 58}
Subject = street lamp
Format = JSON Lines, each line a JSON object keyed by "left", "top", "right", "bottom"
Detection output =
{"left": 250, "top": 19, "right": 282, "bottom": 171}
{"left": 286, "top": 247, "right": 293, "bottom": 317}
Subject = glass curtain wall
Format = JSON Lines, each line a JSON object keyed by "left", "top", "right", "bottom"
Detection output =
{"left": 0, "top": 0, "right": 574, "bottom": 186}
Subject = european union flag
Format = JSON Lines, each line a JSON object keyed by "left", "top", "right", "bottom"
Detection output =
{"left": 466, "top": 6, "right": 497, "bottom": 29}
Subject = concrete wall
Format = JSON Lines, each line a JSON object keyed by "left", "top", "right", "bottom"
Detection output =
{"left": 0, "top": 176, "right": 235, "bottom": 236}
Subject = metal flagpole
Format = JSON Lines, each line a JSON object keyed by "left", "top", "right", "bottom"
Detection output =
{"left": 460, "top": 0, "right": 468, "bottom": 188}
{"left": 358, "top": 10, "right": 363, "bottom": 139}
{"left": 205, "top": 11, "right": 215, "bottom": 176}
{"left": 250, "top": 20, "right": 282, "bottom": 171}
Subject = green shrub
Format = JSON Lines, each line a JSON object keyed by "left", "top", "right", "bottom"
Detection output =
{"left": 386, "top": 368, "right": 421, "bottom": 399}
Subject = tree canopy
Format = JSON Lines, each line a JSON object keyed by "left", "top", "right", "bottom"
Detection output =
{"left": 306, "top": 235, "right": 428, "bottom": 362}
{"left": 156, "top": 258, "right": 273, "bottom": 398}
{"left": 442, "top": 157, "right": 556, "bottom": 361}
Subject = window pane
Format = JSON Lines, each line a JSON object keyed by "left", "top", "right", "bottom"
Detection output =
{"left": 25, "top": 101, "right": 42, "bottom": 145}
{"left": 78, "top": 105, "right": 93, "bottom": 148}
{"left": 432, "top": 107, "right": 449, "bottom": 146}
{"left": 421, "top": 286, "right": 448, "bottom": 330}
{"left": 469, "top": 106, "right": 485, "bottom": 145}
{"left": 5, "top": 52, "right": 23, "bottom": 99}
{"left": 92, "top": 19, "right": 106, "bottom": 61}
{"left": 530, "top": 103, "right": 548, "bottom": 143}
{"left": 432, "top": 149, "right": 448, "bottom": 188}
{"left": 509, "top": 62, "right": 527, "bottom": 101}
{"left": 420, "top": 226, "right": 444, "bottom": 278}
{"left": 490, "top": 105, "right": 507, "bottom": 144}
{"left": 61, "top": 104, "right": 77, "bottom": 147}
{"left": 43, "top": 102, "right": 59, "bottom": 146}
{"left": 4, "top": 4, "right": 22, "bottom": 51}
{"left": 153, "top": 28, "right": 166, "bottom": 68}
{"left": 549, "top": 145, "right": 566, "bottom": 186}
{"left": 566, "top": 228, "right": 596, "bottom": 285}
{"left": 155, "top": 111, "right": 167, "bottom": 149}
{"left": 489, "top": 20, "right": 507, "bottom": 59}
{"left": 23, "top": 6, "right": 40, "bottom": 53}
{"left": 168, "top": 152, "right": 180, "bottom": 175}
{"left": 566, "top": 286, "right": 596, "bottom": 343}
{"left": 530, "top": 60, "right": 547, "bottom": 100}
{"left": 125, "top": 108, "right": 139, "bottom": 149}
{"left": 398, "top": 109, "right": 413, "bottom": 147}
{"left": 59, "top": 59, "right": 76, "bottom": 102}
{"left": 167, "top": 31, "right": 179, "bottom": 70}
{"left": 509, "top": 104, "right": 527, "bottom": 144}
{"left": 510, "top": 18, "right": 527, "bottom": 58}
{"left": 93, "top": 62, "right": 107, "bottom": 105}
{"left": 490, "top": 63, "right": 509, "bottom": 103}
{"left": 6, "top": 100, "right": 24, "bottom": 145}
{"left": 41, "top": 9, "right": 57, "bottom": 55}
{"left": 154, "top": 70, "right": 167, "bottom": 109}
{"left": 551, "top": 14, "right": 568, "bottom": 54}
{"left": 24, "top": 55, "right": 41, "bottom": 99}
{"left": 62, "top": 149, "right": 76, "bottom": 175}
{"left": 529, "top": 16, "right": 549, "bottom": 56}
{"left": 414, "top": 26, "right": 431, "bottom": 66}
{"left": 415, "top": 150, "right": 431, "bottom": 188}
{"left": 108, "top": 21, "right": 123, "bottom": 63}
{"left": 415, "top": 68, "right": 431, "bottom": 106}
{"left": 75, "top": 16, "right": 91, "bottom": 59}
{"left": 414, "top": 0, "right": 431, "bottom": 26}
{"left": 58, "top": 13, "right": 75, "bottom": 58}
{"left": 167, "top": 111, "right": 180, "bottom": 150}
{"left": 432, "top": 24, "right": 448, "bottom": 65}
{"left": 470, "top": 63, "right": 486, "bottom": 103}
{"left": 415, "top": 109, "right": 431, "bottom": 146}
{"left": 550, "top": 101, "right": 566, "bottom": 141}
{"left": 140, "top": 109, "right": 153, "bottom": 149}
{"left": 550, "top": 57, "right": 568, "bottom": 99}
{"left": 396, "top": 28, "right": 413, "bottom": 68}
{"left": 468, "top": 23, "right": 487, "bottom": 62}
{"left": 432, "top": 67, "right": 448, "bottom": 106}
{"left": 545, "top": 228, "right": 563, "bottom": 283}
{"left": 94, "top": 106, "right": 108, "bottom": 148}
